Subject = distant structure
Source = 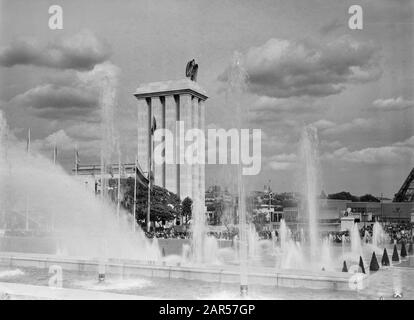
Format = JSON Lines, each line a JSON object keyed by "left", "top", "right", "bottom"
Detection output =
{"left": 72, "top": 163, "right": 149, "bottom": 195}
{"left": 393, "top": 167, "right": 414, "bottom": 202}
{"left": 185, "top": 59, "right": 198, "bottom": 81}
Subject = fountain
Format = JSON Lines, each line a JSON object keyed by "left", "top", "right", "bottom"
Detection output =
{"left": 298, "top": 125, "right": 320, "bottom": 261}
{"left": 0, "top": 59, "right": 377, "bottom": 299}
{"left": 0, "top": 93, "right": 159, "bottom": 262}
{"left": 350, "top": 223, "right": 363, "bottom": 260}
{"left": 224, "top": 52, "right": 250, "bottom": 296}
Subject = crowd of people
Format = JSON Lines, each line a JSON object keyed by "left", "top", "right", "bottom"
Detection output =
{"left": 144, "top": 229, "right": 190, "bottom": 239}
{"left": 143, "top": 222, "right": 413, "bottom": 245}
{"left": 384, "top": 223, "right": 413, "bottom": 243}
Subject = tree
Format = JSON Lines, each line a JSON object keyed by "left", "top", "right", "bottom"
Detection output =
{"left": 328, "top": 191, "right": 359, "bottom": 202}
{"left": 359, "top": 194, "right": 380, "bottom": 202}
{"left": 182, "top": 197, "right": 193, "bottom": 224}
{"left": 121, "top": 178, "right": 181, "bottom": 226}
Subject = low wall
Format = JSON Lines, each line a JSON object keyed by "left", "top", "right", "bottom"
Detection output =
{"left": 0, "top": 252, "right": 368, "bottom": 291}
{"left": 0, "top": 236, "right": 233, "bottom": 256}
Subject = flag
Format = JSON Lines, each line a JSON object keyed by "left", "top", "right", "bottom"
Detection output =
{"left": 26, "top": 128, "right": 31, "bottom": 154}
{"left": 151, "top": 116, "right": 157, "bottom": 135}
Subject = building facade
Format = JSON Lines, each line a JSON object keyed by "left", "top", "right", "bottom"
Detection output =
{"left": 134, "top": 79, "right": 208, "bottom": 212}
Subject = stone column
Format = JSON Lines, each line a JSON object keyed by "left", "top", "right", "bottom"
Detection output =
{"left": 152, "top": 96, "right": 165, "bottom": 187}
{"left": 191, "top": 97, "right": 199, "bottom": 204}
{"left": 180, "top": 94, "right": 193, "bottom": 200}
{"left": 198, "top": 99, "right": 206, "bottom": 213}
{"left": 165, "top": 95, "right": 178, "bottom": 194}
{"left": 137, "top": 99, "right": 149, "bottom": 173}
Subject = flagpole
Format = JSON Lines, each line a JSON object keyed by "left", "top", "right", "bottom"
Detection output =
{"left": 25, "top": 128, "right": 30, "bottom": 232}
{"left": 133, "top": 157, "right": 137, "bottom": 232}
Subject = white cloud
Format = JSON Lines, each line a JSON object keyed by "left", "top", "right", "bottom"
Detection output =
{"left": 266, "top": 153, "right": 297, "bottom": 171}
{"left": 0, "top": 30, "right": 110, "bottom": 70}
{"left": 312, "top": 119, "right": 336, "bottom": 130}
{"left": 220, "top": 36, "right": 381, "bottom": 98}
{"left": 372, "top": 97, "right": 414, "bottom": 111}
{"left": 322, "top": 136, "right": 414, "bottom": 165}
{"left": 322, "top": 118, "right": 376, "bottom": 135}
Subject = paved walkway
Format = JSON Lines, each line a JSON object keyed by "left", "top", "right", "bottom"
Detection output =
{"left": 0, "top": 281, "right": 152, "bottom": 300}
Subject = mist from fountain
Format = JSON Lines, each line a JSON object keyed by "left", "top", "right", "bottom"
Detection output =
{"left": 0, "top": 97, "right": 160, "bottom": 262}
{"left": 224, "top": 51, "right": 250, "bottom": 294}
{"left": 247, "top": 223, "right": 259, "bottom": 259}
{"left": 298, "top": 125, "right": 320, "bottom": 260}
{"left": 276, "top": 220, "right": 305, "bottom": 269}
{"left": 350, "top": 223, "right": 363, "bottom": 260}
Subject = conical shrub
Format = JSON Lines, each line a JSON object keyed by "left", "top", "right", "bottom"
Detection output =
{"left": 369, "top": 252, "right": 379, "bottom": 271}
{"left": 342, "top": 260, "right": 348, "bottom": 272}
{"left": 408, "top": 242, "right": 413, "bottom": 255}
{"left": 359, "top": 256, "right": 366, "bottom": 274}
{"left": 162, "top": 247, "right": 166, "bottom": 257}
{"left": 401, "top": 242, "right": 407, "bottom": 258}
{"left": 392, "top": 244, "right": 399, "bottom": 262}
{"left": 381, "top": 248, "right": 390, "bottom": 266}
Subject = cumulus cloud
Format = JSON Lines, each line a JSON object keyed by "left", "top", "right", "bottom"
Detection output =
{"left": 322, "top": 118, "right": 376, "bottom": 135}
{"left": 31, "top": 129, "right": 75, "bottom": 151}
{"left": 267, "top": 153, "right": 297, "bottom": 171}
{"left": 371, "top": 97, "right": 414, "bottom": 111}
{"left": 312, "top": 119, "right": 336, "bottom": 130}
{"left": 252, "top": 96, "right": 318, "bottom": 114}
{"left": 11, "top": 84, "right": 99, "bottom": 119}
{"left": 31, "top": 132, "right": 101, "bottom": 164}
{"left": 319, "top": 19, "right": 343, "bottom": 35}
{"left": 65, "top": 122, "right": 101, "bottom": 140}
{"left": 320, "top": 140, "right": 343, "bottom": 150}
{"left": 220, "top": 36, "right": 381, "bottom": 98}
{"left": 322, "top": 136, "right": 414, "bottom": 165}
{"left": 0, "top": 30, "right": 110, "bottom": 70}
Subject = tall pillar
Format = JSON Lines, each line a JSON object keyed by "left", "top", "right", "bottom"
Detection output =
{"left": 134, "top": 78, "right": 208, "bottom": 210}
{"left": 165, "top": 95, "right": 178, "bottom": 193}
{"left": 198, "top": 99, "right": 206, "bottom": 213}
{"left": 180, "top": 94, "right": 193, "bottom": 200}
{"left": 152, "top": 96, "right": 165, "bottom": 188}
{"left": 137, "top": 99, "right": 149, "bottom": 174}
{"left": 191, "top": 97, "right": 200, "bottom": 206}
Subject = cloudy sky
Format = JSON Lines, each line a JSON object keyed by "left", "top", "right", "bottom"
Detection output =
{"left": 0, "top": 0, "right": 413, "bottom": 198}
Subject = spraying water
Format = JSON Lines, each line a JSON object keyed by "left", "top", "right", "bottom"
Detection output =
{"left": 225, "top": 52, "right": 250, "bottom": 296}
{"left": 298, "top": 125, "right": 321, "bottom": 261}
{"left": 372, "top": 221, "right": 387, "bottom": 248}
{"left": 0, "top": 92, "right": 160, "bottom": 262}
{"left": 350, "top": 223, "right": 363, "bottom": 260}
{"left": 78, "top": 62, "right": 119, "bottom": 203}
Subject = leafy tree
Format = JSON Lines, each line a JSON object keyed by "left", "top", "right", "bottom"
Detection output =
{"left": 359, "top": 194, "right": 380, "bottom": 202}
{"left": 328, "top": 191, "right": 359, "bottom": 202}
{"left": 253, "top": 212, "right": 268, "bottom": 232}
{"left": 182, "top": 197, "right": 193, "bottom": 224}
{"left": 121, "top": 178, "right": 181, "bottom": 225}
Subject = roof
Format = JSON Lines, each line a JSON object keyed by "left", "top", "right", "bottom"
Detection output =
{"left": 134, "top": 78, "right": 208, "bottom": 100}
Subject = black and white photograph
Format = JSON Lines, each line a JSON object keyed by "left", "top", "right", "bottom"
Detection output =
{"left": 0, "top": 0, "right": 413, "bottom": 306}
